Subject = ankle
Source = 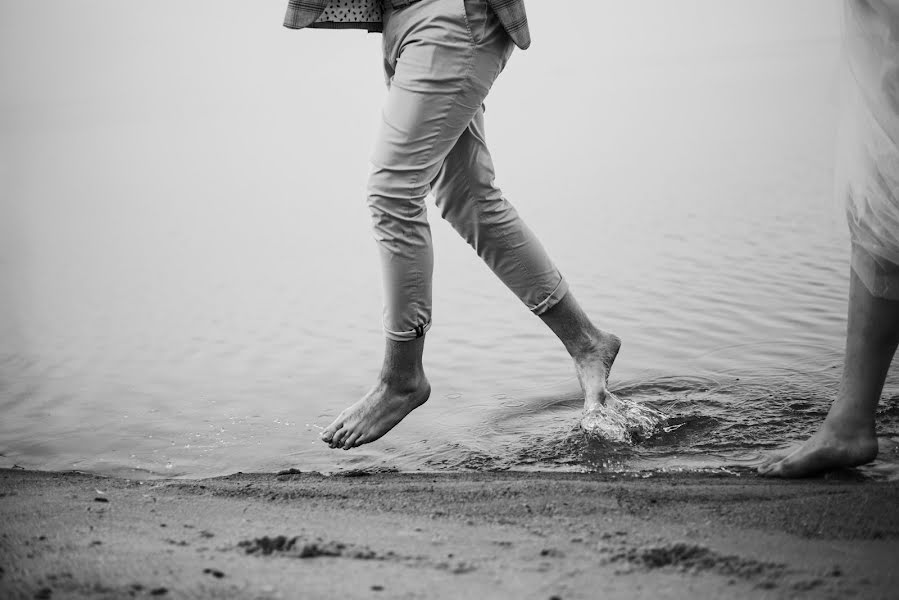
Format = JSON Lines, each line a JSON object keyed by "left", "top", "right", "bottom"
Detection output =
{"left": 820, "top": 413, "right": 876, "bottom": 440}
{"left": 378, "top": 369, "right": 427, "bottom": 393}
{"left": 571, "top": 330, "right": 619, "bottom": 360}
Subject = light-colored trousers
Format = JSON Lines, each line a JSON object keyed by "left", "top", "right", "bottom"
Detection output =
{"left": 370, "top": 0, "right": 568, "bottom": 341}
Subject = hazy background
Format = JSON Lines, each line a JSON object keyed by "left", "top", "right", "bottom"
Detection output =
{"left": 7, "top": 1, "right": 890, "bottom": 479}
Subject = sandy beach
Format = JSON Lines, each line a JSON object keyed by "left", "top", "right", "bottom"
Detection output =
{"left": 1, "top": 467, "right": 897, "bottom": 599}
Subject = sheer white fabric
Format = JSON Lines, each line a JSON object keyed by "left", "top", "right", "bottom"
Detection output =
{"left": 840, "top": 0, "right": 899, "bottom": 298}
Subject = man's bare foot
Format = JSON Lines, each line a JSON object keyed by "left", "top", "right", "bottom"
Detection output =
{"left": 320, "top": 376, "right": 431, "bottom": 450}
{"left": 758, "top": 421, "right": 878, "bottom": 478}
{"left": 575, "top": 331, "right": 665, "bottom": 442}
{"left": 574, "top": 330, "right": 622, "bottom": 414}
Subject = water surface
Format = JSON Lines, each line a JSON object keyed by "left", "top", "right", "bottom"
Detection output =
{"left": 2, "top": 0, "right": 898, "bottom": 479}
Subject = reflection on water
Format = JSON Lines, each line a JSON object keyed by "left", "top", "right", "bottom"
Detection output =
{"left": 2, "top": 0, "right": 898, "bottom": 479}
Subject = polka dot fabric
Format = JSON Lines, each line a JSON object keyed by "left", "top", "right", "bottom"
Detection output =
{"left": 316, "top": 0, "right": 383, "bottom": 25}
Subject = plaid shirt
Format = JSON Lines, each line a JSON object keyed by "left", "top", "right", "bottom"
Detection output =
{"left": 283, "top": 0, "right": 531, "bottom": 49}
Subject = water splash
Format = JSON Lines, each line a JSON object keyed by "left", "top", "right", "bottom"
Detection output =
{"left": 580, "top": 393, "right": 667, "bottom": 443}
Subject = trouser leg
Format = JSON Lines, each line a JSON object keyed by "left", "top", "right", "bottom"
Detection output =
{"left": 431, "top": 106, "right": 568, "bottom": 314}
{"left": 368, "top": 0, "right": 513, "bottom": 341}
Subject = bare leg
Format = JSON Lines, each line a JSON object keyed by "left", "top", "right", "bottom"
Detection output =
{"left": 321, "top": 337, "right": 431, "bottom": 450}
{"left": 759, "top": 265, "right": 899, "bottom": 477}
{"left": 538, "top": 291, "right": 622, "bottom": 414}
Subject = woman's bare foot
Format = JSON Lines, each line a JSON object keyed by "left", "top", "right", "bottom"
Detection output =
{"left": 758, "top": 420, "right": 878, "bottom": 478}
{"left": 321, "top": 375, "right": 431, "bottom": 450}
{"left": 757, "top": 267, "right": 899, "bottom": 477}
{"left": 757, "top": 448, "right": 791, "bottom": 471}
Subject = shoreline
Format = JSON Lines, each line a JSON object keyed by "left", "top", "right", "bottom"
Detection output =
{"left": 1, "top": 468, "right": 898, "bottom": 599}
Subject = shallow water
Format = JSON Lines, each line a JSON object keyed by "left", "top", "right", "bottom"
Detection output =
{"left": 2, "top": 0, "right": 898, "bottom": 479}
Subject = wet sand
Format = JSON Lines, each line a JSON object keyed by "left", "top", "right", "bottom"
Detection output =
{"left": 1, "top": 467, "right": 897, "bottom": 599}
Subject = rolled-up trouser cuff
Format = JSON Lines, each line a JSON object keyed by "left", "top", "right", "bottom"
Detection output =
{"left": 529, "top": 277, "right": 569, "bottom": 316}
{"left": 384, "top": 320, "right": 432, "bottom": 342}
